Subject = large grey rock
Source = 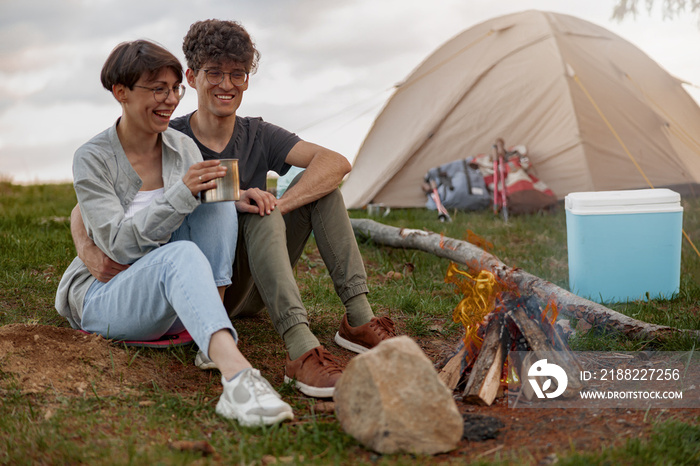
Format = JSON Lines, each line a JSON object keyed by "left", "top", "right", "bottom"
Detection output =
{"left": 333, "top": 336, "right": 463, "bottom": 455}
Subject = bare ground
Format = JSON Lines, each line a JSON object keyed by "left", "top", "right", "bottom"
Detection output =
{"left": 1, "top": 321, "right": 697, "bottom": 464}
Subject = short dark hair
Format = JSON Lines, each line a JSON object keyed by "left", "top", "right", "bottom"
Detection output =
{"left": 182, "top": 19, "right": 260, "bottom": 74}
{"left": 100, "top": 40, "right": 183, "bottom": 92}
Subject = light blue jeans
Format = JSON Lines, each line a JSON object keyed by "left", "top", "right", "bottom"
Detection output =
{"left": 81, "top": 202, "right": 238, "bottom": 358}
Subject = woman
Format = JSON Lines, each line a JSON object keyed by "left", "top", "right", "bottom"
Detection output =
{"left": 55, "top": 39, "right": 293, "bottom": 427}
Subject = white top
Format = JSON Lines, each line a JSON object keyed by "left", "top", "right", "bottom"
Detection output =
{"left": 125, "top": 188, "right": 165, "bottom": 218}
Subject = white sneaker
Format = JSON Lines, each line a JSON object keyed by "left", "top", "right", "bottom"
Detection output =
{"left": 194, "top": 350, "right": 217, "bottom": 370}
{"left": 216, "top": 368, "right": 294, "bottom": 427}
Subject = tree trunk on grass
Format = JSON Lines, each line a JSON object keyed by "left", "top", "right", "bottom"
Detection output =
{"left": 350, "top": 218, "right": 700, "bottom": 342}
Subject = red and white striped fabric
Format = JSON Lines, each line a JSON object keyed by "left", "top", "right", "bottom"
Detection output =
{"left": 472, "top": 146, "right": 557, "bottom": 214}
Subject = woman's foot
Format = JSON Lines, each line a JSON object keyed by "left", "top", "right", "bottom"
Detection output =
{"left": 216, "top": 368, "right": 294, "bottom": 427}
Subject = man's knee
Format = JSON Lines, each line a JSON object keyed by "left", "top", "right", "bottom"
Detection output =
{"left": 315, "top": 187, "right": 348, "bottom": 214}
{"left": 242, "top": 209, "right": 287, "bottom": 246}
{"left": 242, "top": 208, "right": 284, "bottom": 229}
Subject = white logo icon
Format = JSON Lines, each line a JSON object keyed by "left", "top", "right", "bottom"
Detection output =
{"left": 528, "top": 359, "right": 568, "bottom": 399}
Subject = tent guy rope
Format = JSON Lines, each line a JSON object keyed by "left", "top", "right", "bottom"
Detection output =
{"left": 570, "top": 66, "right": 700, "bottom": 259}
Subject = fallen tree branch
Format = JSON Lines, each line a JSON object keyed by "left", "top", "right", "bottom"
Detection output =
{"left": 351, "top": 218, "right": 700, "bottom": 342}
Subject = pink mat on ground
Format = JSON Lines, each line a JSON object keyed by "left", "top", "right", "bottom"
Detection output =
{"left": 78, "top": 329, "right": 194, "bottom": 348}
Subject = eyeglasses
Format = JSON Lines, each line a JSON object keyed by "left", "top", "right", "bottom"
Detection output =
{"left": 198, "top": 69, "right": 248, "bottom": 87}
{"left": 133, "top": 84, "right": 186, "bottom": 103}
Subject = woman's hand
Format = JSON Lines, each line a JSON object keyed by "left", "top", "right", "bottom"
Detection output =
{"left": 235, "top": 188, "right": 277, "bottom": 215}
{"left": 183, "top": 160, "right": 228, "bottom": 196}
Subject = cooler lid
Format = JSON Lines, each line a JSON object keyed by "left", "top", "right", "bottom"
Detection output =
{"left": 565, "top": 188, "right": 682, "bottom": 214}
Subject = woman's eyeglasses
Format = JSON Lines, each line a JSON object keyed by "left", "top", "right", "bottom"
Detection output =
{"left": 133, "top": 84, "right": 187, "bottom": 103}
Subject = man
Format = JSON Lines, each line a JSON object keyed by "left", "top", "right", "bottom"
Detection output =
{"left": 72, "top": 19, "right": 395, "bottom": 398}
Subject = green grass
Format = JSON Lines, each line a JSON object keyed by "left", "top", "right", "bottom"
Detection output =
{"left": 1, "top": 180, "right": 699, "bottom": 464}
{"left": 558, "top": 420, "right": 700, "bottom": 465}
{"left": 350, "top": 199, "right": 700, "bottom": 353}
{"left": 0, "top": 387, "right": 357, "bottom": 465}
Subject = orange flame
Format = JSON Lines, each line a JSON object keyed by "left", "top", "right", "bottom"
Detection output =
{"left": 445, "top": 263, "right": 501, "bottom": 352}
{"left": 541, "top": 300, "right": 559, "bottom": 325}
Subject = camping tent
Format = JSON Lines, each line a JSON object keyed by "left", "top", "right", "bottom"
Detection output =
{"left": 340, "top": 10, "right": 700, "bottom": 209}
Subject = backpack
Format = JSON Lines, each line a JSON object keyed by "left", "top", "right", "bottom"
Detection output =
{"left": 424, "top": 158, "right": 492, "bottom": 212}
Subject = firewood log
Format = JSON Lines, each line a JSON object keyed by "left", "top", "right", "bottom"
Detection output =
{"left": 438, "top": 343, "right": 467, "bottom": 390}
{"left": 463, "top": 315, "right": 509, "bottom": 405}
{"left": 350, "top": 218, "right": 699, "bottom": 342}
{"left": 507, "top": 307, "right": 583, "bottom": 396}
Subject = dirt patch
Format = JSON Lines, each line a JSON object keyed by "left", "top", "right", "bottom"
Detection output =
{"left": 0, "top": 323, "right": 697, "bottom": 463}
{"left": 0, "top": 324, "right": 210, "bottom": 397}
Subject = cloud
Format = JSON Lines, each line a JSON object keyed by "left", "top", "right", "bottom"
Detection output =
{"left": 0, "top": 100, "right": 116, "bottom": 148}
{"left": 0, "top": 139, "right": 77, "bottom": 184}
{"left": 1, "top": 0, "right": 699, "bottom": 183}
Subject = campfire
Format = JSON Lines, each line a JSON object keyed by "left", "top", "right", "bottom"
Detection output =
{"left": 439, "top": 262, "right": 583, "bottom": 405}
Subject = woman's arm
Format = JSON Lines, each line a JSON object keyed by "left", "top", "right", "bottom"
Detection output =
{"left": 70, "top": 204, "right": 130, "bottom": 282}
{"left": 72, "top": 136, "right": 199, "bottom": 265}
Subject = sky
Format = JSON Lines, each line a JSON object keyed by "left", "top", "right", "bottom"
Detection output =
{"left": 2, "top": 0, "right": 699, "bottom": 184}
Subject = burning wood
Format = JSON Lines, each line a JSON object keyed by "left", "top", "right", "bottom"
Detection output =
{"left": 507, "top": 306, "right": 583, "bottom": 397}
{"left": 440, "top": 265, "right": 582, "bottom": 405}
{"left": 438, "top": 345, "right": 467, "bottom": 389}
{"left": 463, "top": 314, "right": 509, "bottom": 405}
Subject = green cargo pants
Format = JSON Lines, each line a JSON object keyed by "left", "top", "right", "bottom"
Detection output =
{"left": 223, "top": 183, "right": 369, "bottom": 337}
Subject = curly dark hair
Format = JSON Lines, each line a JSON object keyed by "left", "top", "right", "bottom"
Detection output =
{"left": 101, "top": 40, "right": 182, "bottom": 91}
{"left": 183, "top": 19, "right": 260, "bottom": 74}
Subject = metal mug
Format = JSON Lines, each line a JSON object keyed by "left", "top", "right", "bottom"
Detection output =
{"left": 201, "top": 159, "right": 240, "bottom": 203}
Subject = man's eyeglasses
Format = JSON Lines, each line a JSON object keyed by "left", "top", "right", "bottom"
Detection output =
{"left": 133, "top": 84, "right": 186, "bottom": 103}
{"left": 198, "top": 69, "right": 248, "bottom": 87}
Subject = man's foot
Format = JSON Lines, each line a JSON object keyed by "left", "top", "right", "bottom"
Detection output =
{"left": 195, "top": 350, "right": 217, "bottom": 370}
{"left": 284, "top": 346, "right": 343, "bottom": 398}
{"left": 216, "top": 368, "right": 294, "bottom": 427}
{"left": 334, "top": 314, "right": 396, "bottom": 354}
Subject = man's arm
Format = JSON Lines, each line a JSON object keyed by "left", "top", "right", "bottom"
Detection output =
{"left": 70, "top": 204, "right": 129, "bottom": 282}
{"left": 276, "top": 141, "right": 351, "bottom": 215}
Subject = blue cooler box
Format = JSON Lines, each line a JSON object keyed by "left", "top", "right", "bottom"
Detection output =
{"left": 565, "top": 189, "right": 683, "bottom": 303}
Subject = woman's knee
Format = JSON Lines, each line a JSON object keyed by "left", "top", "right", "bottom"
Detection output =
{"left": 162, "top": 241, "right": 208, "bottom": 267}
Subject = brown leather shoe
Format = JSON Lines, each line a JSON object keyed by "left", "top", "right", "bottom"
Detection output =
{"left": 284, "top": 346, "right": 343, "bottom": 398}
{"left": 334, "top": 314, "right": 397, "bottom": 354}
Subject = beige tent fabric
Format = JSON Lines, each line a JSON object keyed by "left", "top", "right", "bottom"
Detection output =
{"left": 341, "top": 10, "right": 700, "bottom": 208}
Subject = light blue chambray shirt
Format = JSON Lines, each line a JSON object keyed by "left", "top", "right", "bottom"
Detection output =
{"left": 55, "top": 121, "right": 201, "bottom": 328}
